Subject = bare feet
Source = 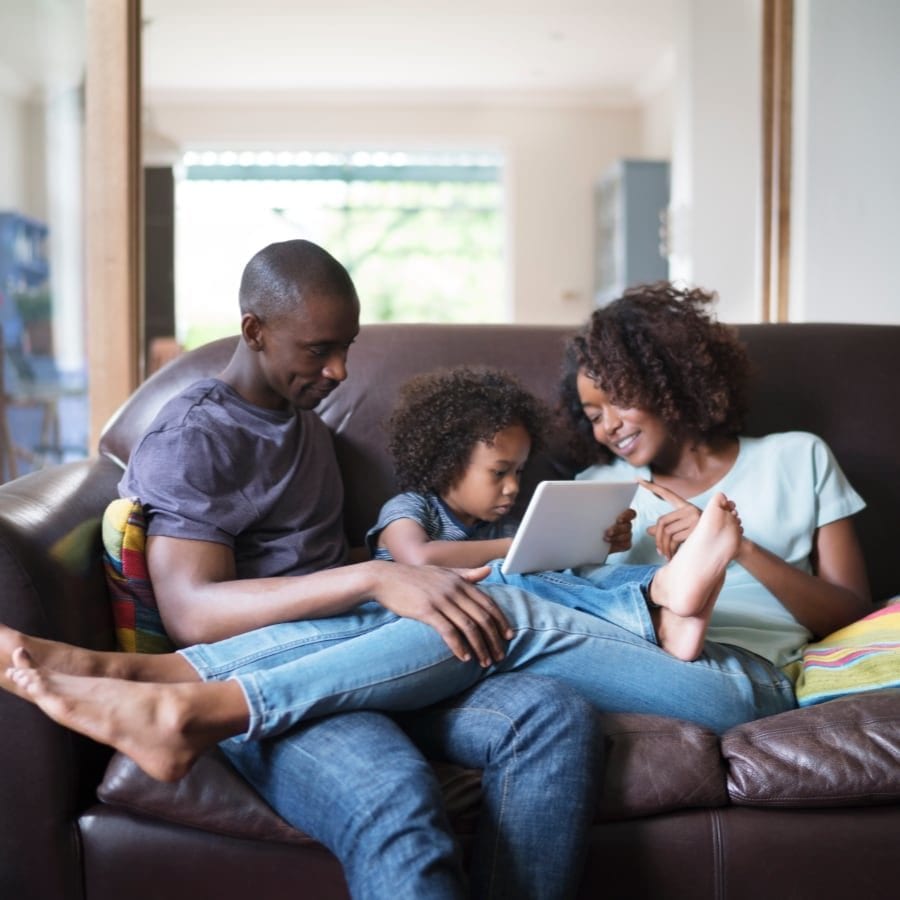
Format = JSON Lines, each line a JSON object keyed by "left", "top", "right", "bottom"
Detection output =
{"left": 0, "top": 623, "right": 197, "bottom": 683}
{"left": 648, "top": 493, "right": 743, "bottom": 661}
{"left": 3, "top": 647, "right": 247, "bottom": 782}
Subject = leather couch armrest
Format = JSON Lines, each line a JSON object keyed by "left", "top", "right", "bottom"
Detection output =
{"left": 0, "top": 459, "right": 122, "bottom": 899}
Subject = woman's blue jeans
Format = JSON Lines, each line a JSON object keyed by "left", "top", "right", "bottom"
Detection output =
{"left": 483, "top": 560, "right": 659, "bottom": 643}
{"left": 181, "top": 574, "right": 796, "bottom": 738}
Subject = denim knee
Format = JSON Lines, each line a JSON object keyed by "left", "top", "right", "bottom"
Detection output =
{"left": 222, "top": 712, "right": 465, "bottom": 900}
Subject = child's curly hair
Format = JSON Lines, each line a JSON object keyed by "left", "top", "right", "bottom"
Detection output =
{"left": 559, "top": 282, "right": 751, "bottom": 467}
{"left": 388, "top": 366, "right": 550, "bottom": 495}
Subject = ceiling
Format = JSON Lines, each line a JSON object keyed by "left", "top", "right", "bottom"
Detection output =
{"left": 0, "top": 1, "right": 676, "bottom": 104}
{"left": 142, "top": 0, "right": 676, "bottom": 103}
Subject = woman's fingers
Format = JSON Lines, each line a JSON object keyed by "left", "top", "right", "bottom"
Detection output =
{"left": 637, "top": 478, "right": 691, "bottom": 508}
{"left": 648, "top": 507, "right": 701, "bottom": 559}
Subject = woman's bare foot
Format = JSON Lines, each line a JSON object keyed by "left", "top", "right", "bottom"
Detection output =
{"left": 3, "top": 647, "right": 247, "bottom": 782}
{"left": 648, "top": 493, "right": 743, "bottom": 661}
{"left": 0, "top": 623, "right": 197, "bottom": 683}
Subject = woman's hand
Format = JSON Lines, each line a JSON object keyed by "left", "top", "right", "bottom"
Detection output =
{"left": 638, "top": 479, "right": 705, "bottom": 559}
{"left": 604, "top": 508, "right": 636, "bottom": 554}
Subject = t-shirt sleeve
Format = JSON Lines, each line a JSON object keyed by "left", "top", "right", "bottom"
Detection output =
{"left": 809, "top": 434, "right": 866, "bottom": 527}
{"left": 365, "top": 492, "right": 432, "bottom": 557}
{"left": 120, "top": 425, "right": 257, "bottom": 548}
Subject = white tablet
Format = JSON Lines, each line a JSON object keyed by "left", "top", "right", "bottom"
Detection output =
{"left": 501, "top": 480, "right": 638, "bottom": 576}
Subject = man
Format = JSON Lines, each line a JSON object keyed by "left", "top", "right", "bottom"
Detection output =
{"left": 1, "top": 240, "right": 600, "bottom": 899}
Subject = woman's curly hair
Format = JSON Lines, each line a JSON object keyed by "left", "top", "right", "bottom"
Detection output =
{"left": 388, "top": 366, "right": 550, "bottom": 495}
{"left": 559, "top": 282, "right": 752, "bottom": 467}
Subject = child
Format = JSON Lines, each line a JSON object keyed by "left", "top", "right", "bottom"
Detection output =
{"left": 367, "top": 365, "right": 745, "bottom": 661}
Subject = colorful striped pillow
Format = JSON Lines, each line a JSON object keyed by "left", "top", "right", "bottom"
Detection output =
{"left": 102, "top": 497, "right": 175, "bottom": 654}
{"left": 793, "top": 603, "right": 900, "bottom": 707}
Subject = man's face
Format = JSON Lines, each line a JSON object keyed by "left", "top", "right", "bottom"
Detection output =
{"left": 256, "top": 292, "right": 360, "bottom": 410}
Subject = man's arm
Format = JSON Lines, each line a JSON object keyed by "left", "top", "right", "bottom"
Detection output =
{"left": 147, "top": 535, "right": 512, "bottom": 667}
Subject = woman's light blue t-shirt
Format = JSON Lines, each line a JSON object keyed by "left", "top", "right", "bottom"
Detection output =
{"left": 576, "top": 432, "right": 865, "bottom": 667}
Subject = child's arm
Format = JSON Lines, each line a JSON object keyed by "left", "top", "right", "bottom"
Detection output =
{"left": 379, "top": 517, "right": 513, "bottom": 568}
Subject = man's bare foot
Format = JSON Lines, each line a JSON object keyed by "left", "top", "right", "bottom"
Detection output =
{"left": 0, "top": 623, "right": 197, "bottom": 683}
{"left": 3, "top": 647, "right": 247, "bottom": 782}
{"left": 648, "top": 493, "right": 743, "bottom": 661}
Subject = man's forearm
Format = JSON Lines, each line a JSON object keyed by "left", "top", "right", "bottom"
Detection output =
{"left": 148, "top": 533, "right": 391, "bottom": 645}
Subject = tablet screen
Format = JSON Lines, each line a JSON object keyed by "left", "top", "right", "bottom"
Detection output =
{"left": 501, "top": 480, "right": 637, "bottom": 575}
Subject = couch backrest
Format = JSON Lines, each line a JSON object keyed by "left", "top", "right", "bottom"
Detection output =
{"left": 99, "top": 322, "right": 900, "bottom": 602}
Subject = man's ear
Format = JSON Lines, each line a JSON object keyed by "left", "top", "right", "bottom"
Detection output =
{"left": 242, "top": 312, "right": 265, "bottom": 351}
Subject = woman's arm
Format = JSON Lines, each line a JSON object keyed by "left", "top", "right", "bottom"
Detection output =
{"left": 641, "top": 480, "right": 872, "bottom": 638}
{"left": 378, "top": 518, "right": 512, "bottom": 568}
{"left": 736, "top": 517, "right": 872, "bottom": 638}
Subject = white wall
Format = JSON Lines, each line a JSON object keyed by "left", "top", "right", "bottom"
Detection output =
{"left": 148, "top": 94, "right": 641, "bottom": 326}
{"left": 790, "top": 0, "right": 900, "bottom": 324}
{"left": 668, "top": 0, "right": 762, "bottom": 324}
{"left": 638, "top": 50, "right": 675, "bottom": 160}
{"left": 639, "top": 78, "right": 674, "bottom": 161}
{"left": 0, "top": 65, "right": 34, "bottom": 213}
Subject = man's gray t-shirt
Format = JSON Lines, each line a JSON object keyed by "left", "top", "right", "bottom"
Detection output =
{"left": 119, "top": 378, "right": 347, "bottom": 579}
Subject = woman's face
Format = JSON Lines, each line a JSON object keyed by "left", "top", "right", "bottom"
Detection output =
{"left": 575, "top": 370, "right": 673, "bottom": 468}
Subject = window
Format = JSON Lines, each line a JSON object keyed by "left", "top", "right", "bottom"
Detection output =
{"left": 174, "top": 150, "right": 506, "bottom": 349}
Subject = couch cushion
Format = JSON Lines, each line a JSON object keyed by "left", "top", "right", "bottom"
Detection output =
{"left": 99, "top": 749, "right": 315, "bottom": 846}
{"left": 102, "top": 497, "right": 174, "bottom": 653}
{"left": 97, "top": 710, "right": 729, "bottom": 844}
{"left": 722, "top": 689, "right": 900, "bottom": 807}
{"left": 596, "top": 713, "right": 728, "bottom": 820}
{"left": 98, "top": 749, "right": 483, "bottom": 846}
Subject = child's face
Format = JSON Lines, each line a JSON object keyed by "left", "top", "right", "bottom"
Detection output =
{"left": 442, "top": 424, "right": 531, "bottom": 526}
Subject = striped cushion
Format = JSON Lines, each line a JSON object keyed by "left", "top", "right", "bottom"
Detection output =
{"left": 102, "top": 497, "right": 175, "bottom": 653}
{"left": 793, "top": 602, "right": 900, "bottom": 707}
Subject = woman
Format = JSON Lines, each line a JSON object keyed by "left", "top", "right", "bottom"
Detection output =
{"left": 561, "top": 281, "right": 872, "bottom": 672}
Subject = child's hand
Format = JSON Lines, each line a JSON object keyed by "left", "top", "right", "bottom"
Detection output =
{"left": 604, "top": 508, "right": 636, "bottom": 554}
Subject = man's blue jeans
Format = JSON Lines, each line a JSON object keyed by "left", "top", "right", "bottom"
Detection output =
{"left": 182, "top": 581, "right": 794, "bottom": 897}
{"left": 222, "top": 673, "right": 601, "bottom": 900}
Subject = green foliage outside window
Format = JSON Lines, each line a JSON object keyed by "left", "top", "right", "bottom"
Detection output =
{"left": 176, "top": 157, "right": 506, "bottom": 350}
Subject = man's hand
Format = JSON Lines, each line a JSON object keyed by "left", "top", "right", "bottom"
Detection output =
{"left": 604, "top": 507, "right": 636, "bottom": 554}
{"left": 369, "top": 562, "right": 512, "bottom": 667}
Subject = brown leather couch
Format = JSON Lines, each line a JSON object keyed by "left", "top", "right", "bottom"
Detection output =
{"left": 2, "top": 322, "right": 899, "bottom": 900}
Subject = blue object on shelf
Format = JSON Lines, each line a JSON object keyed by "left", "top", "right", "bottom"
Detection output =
{"left": 0, "top": 211, "right": 50, "bottom": 350}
